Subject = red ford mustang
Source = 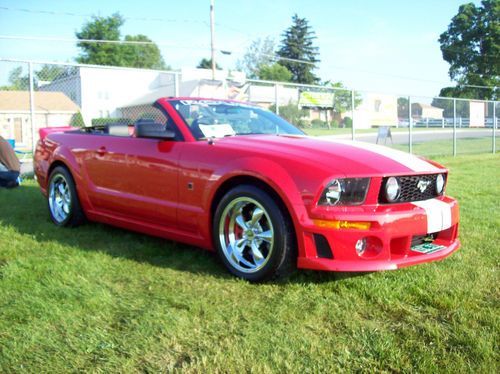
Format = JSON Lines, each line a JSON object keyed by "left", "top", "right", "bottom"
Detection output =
{"left": 34, "top": 98, "right": 460, "bottom": 281}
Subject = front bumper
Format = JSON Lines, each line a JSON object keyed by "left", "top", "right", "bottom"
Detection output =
{"left": 296, "top": 196, "right": 460, "bottom": 272}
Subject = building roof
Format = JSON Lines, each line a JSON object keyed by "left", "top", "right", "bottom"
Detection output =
{"left": 0, "top": 90, "right": 80, "bottom": 112}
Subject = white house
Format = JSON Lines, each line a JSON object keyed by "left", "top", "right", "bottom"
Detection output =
{"left": 40, "top": 66, "right": 177, "bottom": 124}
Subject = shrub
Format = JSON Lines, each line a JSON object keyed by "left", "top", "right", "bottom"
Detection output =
{"left": 270, "top": 102, "right": 309, "bottom": 128}
{"left": 311, "top": 119, "right": 327, "bottom": 128}
{"left": 343, "top": 116, "right": 353, "bottom": 128}
{"left": 91, "top": 117, "right": 133, "bottom": 126}
{"left": 70, "top": 112, "right": 85, "bottom": 128}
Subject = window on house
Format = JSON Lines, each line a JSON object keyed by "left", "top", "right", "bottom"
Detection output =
{"left": 374, "top": 100, "right": 382, "bottom": 112}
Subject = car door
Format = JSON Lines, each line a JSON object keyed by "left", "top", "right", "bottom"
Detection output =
{"left": 82, "top": 107, "right": 181, "bottom": 228}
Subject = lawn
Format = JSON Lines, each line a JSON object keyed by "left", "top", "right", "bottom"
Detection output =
{"left": 0, "top": 154, "right": 499, "bottom": 373}
{"left": 387, "top": 137, "right": 498, "bottom": 157}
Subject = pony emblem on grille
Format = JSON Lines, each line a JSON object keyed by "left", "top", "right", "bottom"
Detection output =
{"left": 417, "top": 179, "right": 431, "bottom": 193}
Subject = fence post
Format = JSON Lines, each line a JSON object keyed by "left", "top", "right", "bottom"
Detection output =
{"left": 408, "top": 96, "right": 412, "bottom": 154}
{"left": 174, "top": 73, "right": 180, "bottom": 97}
{"left": 453, "top": 99, "right": 457, "bottom": 156}
{"left": 274, "top": 84, "right": 279, "bottom": 115}
{"left": 351, "top": 89, "right": 355, "bottom": 141}
{"left": 493, "top": 101, "right": 496, "bottom": 154}
{"left": 28, "top": 61, "right": 36, "bottom": 152}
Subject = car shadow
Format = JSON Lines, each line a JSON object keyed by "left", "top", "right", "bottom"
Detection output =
{"left": 1, "top": 183, "right": 370, "bottom": 284}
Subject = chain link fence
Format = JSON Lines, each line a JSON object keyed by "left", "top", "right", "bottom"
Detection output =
{"left": 0, "top": 58, "right": 498, "bottom": 158}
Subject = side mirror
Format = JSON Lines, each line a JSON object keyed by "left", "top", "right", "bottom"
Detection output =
{"left": 135, "top": 120, "right": 175, "bottom": 140}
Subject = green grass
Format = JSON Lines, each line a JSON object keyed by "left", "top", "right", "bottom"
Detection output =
{"left": 388, "top": 137, "right": 499, "bottom": 157}
{"left": 1, "top": 154, "right": 499, "bottom": 373}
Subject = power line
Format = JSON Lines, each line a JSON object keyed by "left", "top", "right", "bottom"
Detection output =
{"left": 0, "top": 6, "right": 210, "bottom": 25}
{"left": 0, "top": 35, "right": 496, "bottom": 90}
{"left": 0, "top": 34, "right": 210, "bottom": 49}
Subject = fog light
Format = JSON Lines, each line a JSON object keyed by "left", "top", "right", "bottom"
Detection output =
{"left": 355, "top": 238, "right": 367, "bottom": 255}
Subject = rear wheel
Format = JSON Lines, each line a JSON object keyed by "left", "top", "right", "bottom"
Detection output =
{"left": 47, "top": 166, "right": 85, "bottom": 227}
{"left": 213, "top": 185, "right": 295, "bottom": 282}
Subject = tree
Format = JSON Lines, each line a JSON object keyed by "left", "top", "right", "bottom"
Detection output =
{"left": 438, "top": 0, "right": 499, "bottom": 100}
{"left": 277, "top": 14, "right": 320, "bottom": 84}
{"left": 258, "top": 64, "right": 292, "bottom": 82}
{"left": 75, "top": 13, "right": 167, "bottom": 69}
{"left": 328, "top": 82, "right": 362, "bottom": 114}
{"left": 197, "top": 58, "right": 222, "bottom": 70}
{"left": 0, "top": 65, "right": 78, "bottom": 91}
{"left": 236, "top": 37, "right": 276, "bottom": 79}
{"left": 1, "top": 67, "right": 29, "bottom": 90}
{"left": 397, "top": 97, "right": 409, "bottom": 118}
{"left": 35, "top": 64, "right": 77, "bottom": 82}
{"left": 122, "top": 35, "right": 167, "bottom": 70}
{"left": 269, "top": 102, "right": 309, "bottom": 128}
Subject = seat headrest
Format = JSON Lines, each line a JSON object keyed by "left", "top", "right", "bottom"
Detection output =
{"left": 108, "top": 123, "right": 130, "bottom": 137}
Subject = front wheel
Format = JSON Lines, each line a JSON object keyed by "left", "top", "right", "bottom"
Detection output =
{"left": 213, "top": 185, "right": 295, "bottom": 282}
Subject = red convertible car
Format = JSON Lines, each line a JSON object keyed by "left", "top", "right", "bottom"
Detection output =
{"left": 34, "top": 98, "right": 460, "bottom": 281}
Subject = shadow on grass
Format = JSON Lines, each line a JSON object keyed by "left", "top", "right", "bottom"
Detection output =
{"left": 0, "top": 183, "right": 366, "bottom": 284}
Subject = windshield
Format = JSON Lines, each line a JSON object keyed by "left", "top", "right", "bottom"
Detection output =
{"left": 170, "top": 99, "right": 305, "bottom": 140}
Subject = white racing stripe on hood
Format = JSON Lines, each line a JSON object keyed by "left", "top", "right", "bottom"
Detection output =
{"left": 413, "top": 199, "right": 452, "bottom": 233}
{"left": 327, "top": 139, "right": 440, "bottom": 173}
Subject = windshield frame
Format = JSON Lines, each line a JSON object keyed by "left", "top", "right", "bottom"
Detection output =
{"left": 168, "top": 99, "right": 305, "bottom": 140}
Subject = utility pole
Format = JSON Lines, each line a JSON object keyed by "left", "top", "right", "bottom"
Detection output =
{"left": 210, "top": 0, "right": 216, "bottom": 80}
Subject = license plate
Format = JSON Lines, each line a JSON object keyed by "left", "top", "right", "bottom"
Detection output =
{"left": 411, "top": 243, "right": 446, "bottom": 254}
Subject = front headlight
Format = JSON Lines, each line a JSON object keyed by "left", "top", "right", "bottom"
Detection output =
{"left": 436, "top": 174, "right": 445, "bottom": 194}
{"left": 385, "top": 176, "right": 400, "bottom": 202}
{"left": 318, "top": 178, "right": 370, "bottom": 206}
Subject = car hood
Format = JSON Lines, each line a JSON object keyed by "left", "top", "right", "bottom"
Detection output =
{"left": 215, "top": 135, "right": 444, "bottom": 176}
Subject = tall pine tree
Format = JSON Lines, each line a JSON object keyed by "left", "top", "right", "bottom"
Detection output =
{"left": 277, "top": 14, "right": 320, "bottom": 84}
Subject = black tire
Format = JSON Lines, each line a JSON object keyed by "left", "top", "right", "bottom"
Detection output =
{"left": 213, "top": 184, "right": 296, "bottom": 282}
{"left": 47, "top": 166, "right": 85, "bottom": 227}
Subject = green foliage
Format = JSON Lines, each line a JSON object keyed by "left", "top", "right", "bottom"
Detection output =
{"left": 0, "top": 65, "right": 78, "bottom": 91}
{"left": 257, "top": 63, "right": 292, "bottom": 82}
{"left": 430, "top": 97, "right": 470, "bottom": 118}
{"left": 310, "top": 118, "right": 327, "bottom": 128}
{"left": 438, "top": 0, "right": 499, "bottom": 100}
{"left": 121, "top": 35, "right": 168, "bottom": 70}
{"left": 270, "top": 102, "right": 308, "bottom": 127}
{"left": 277, "top": 14, "right": 320, "bottom": 84}
{"left": 197, "top": 58, "right": 222, "bottom": 70}
{"left": 236, "top": 37, "right": 276, "bottom": 79}
{"left": 343, "top": 116, "right": 353, "bottom": 128}
{"left": 35, "top": 64, "right": 72, "bottom": 82}
{"left": 70, "top": 112, "right": 86, "bottom": 128}
{"left": 75, "top": 13, "right": 167, "bottom": 69}
{"left": 326, "top": 81, "right": 362, "bottom": 113}
{"left": 398, "top": 97, "right": 409, "bottom": 118}
{"left": 0, "top": 66, "right": 29, "bottom": 90}
{"left": 91, "top": 117, "right": 132, "bottom": 126}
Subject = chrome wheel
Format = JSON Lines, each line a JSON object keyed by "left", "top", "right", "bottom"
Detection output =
{"left": 48, "top": 174, "right": 71, "bottom": 224}
{"left": 218, "top": 197, "right": 274, "bottom": 273}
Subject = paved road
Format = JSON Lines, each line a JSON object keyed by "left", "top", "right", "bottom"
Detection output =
{"left": 320, "top": 129, "right": 496, "bottom": 145}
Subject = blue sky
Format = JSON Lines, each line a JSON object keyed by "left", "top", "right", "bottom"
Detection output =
{"left": 0, "top": 0, "right": 479, "bottom": 97}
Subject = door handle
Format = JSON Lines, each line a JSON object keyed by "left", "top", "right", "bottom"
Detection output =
{"left": 96, "top": 146, "right": 106, "bottom": 156}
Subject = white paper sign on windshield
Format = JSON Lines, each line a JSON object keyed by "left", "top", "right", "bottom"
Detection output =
{"left": 199, "top": 124, "right": 236, "bottom": 138}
